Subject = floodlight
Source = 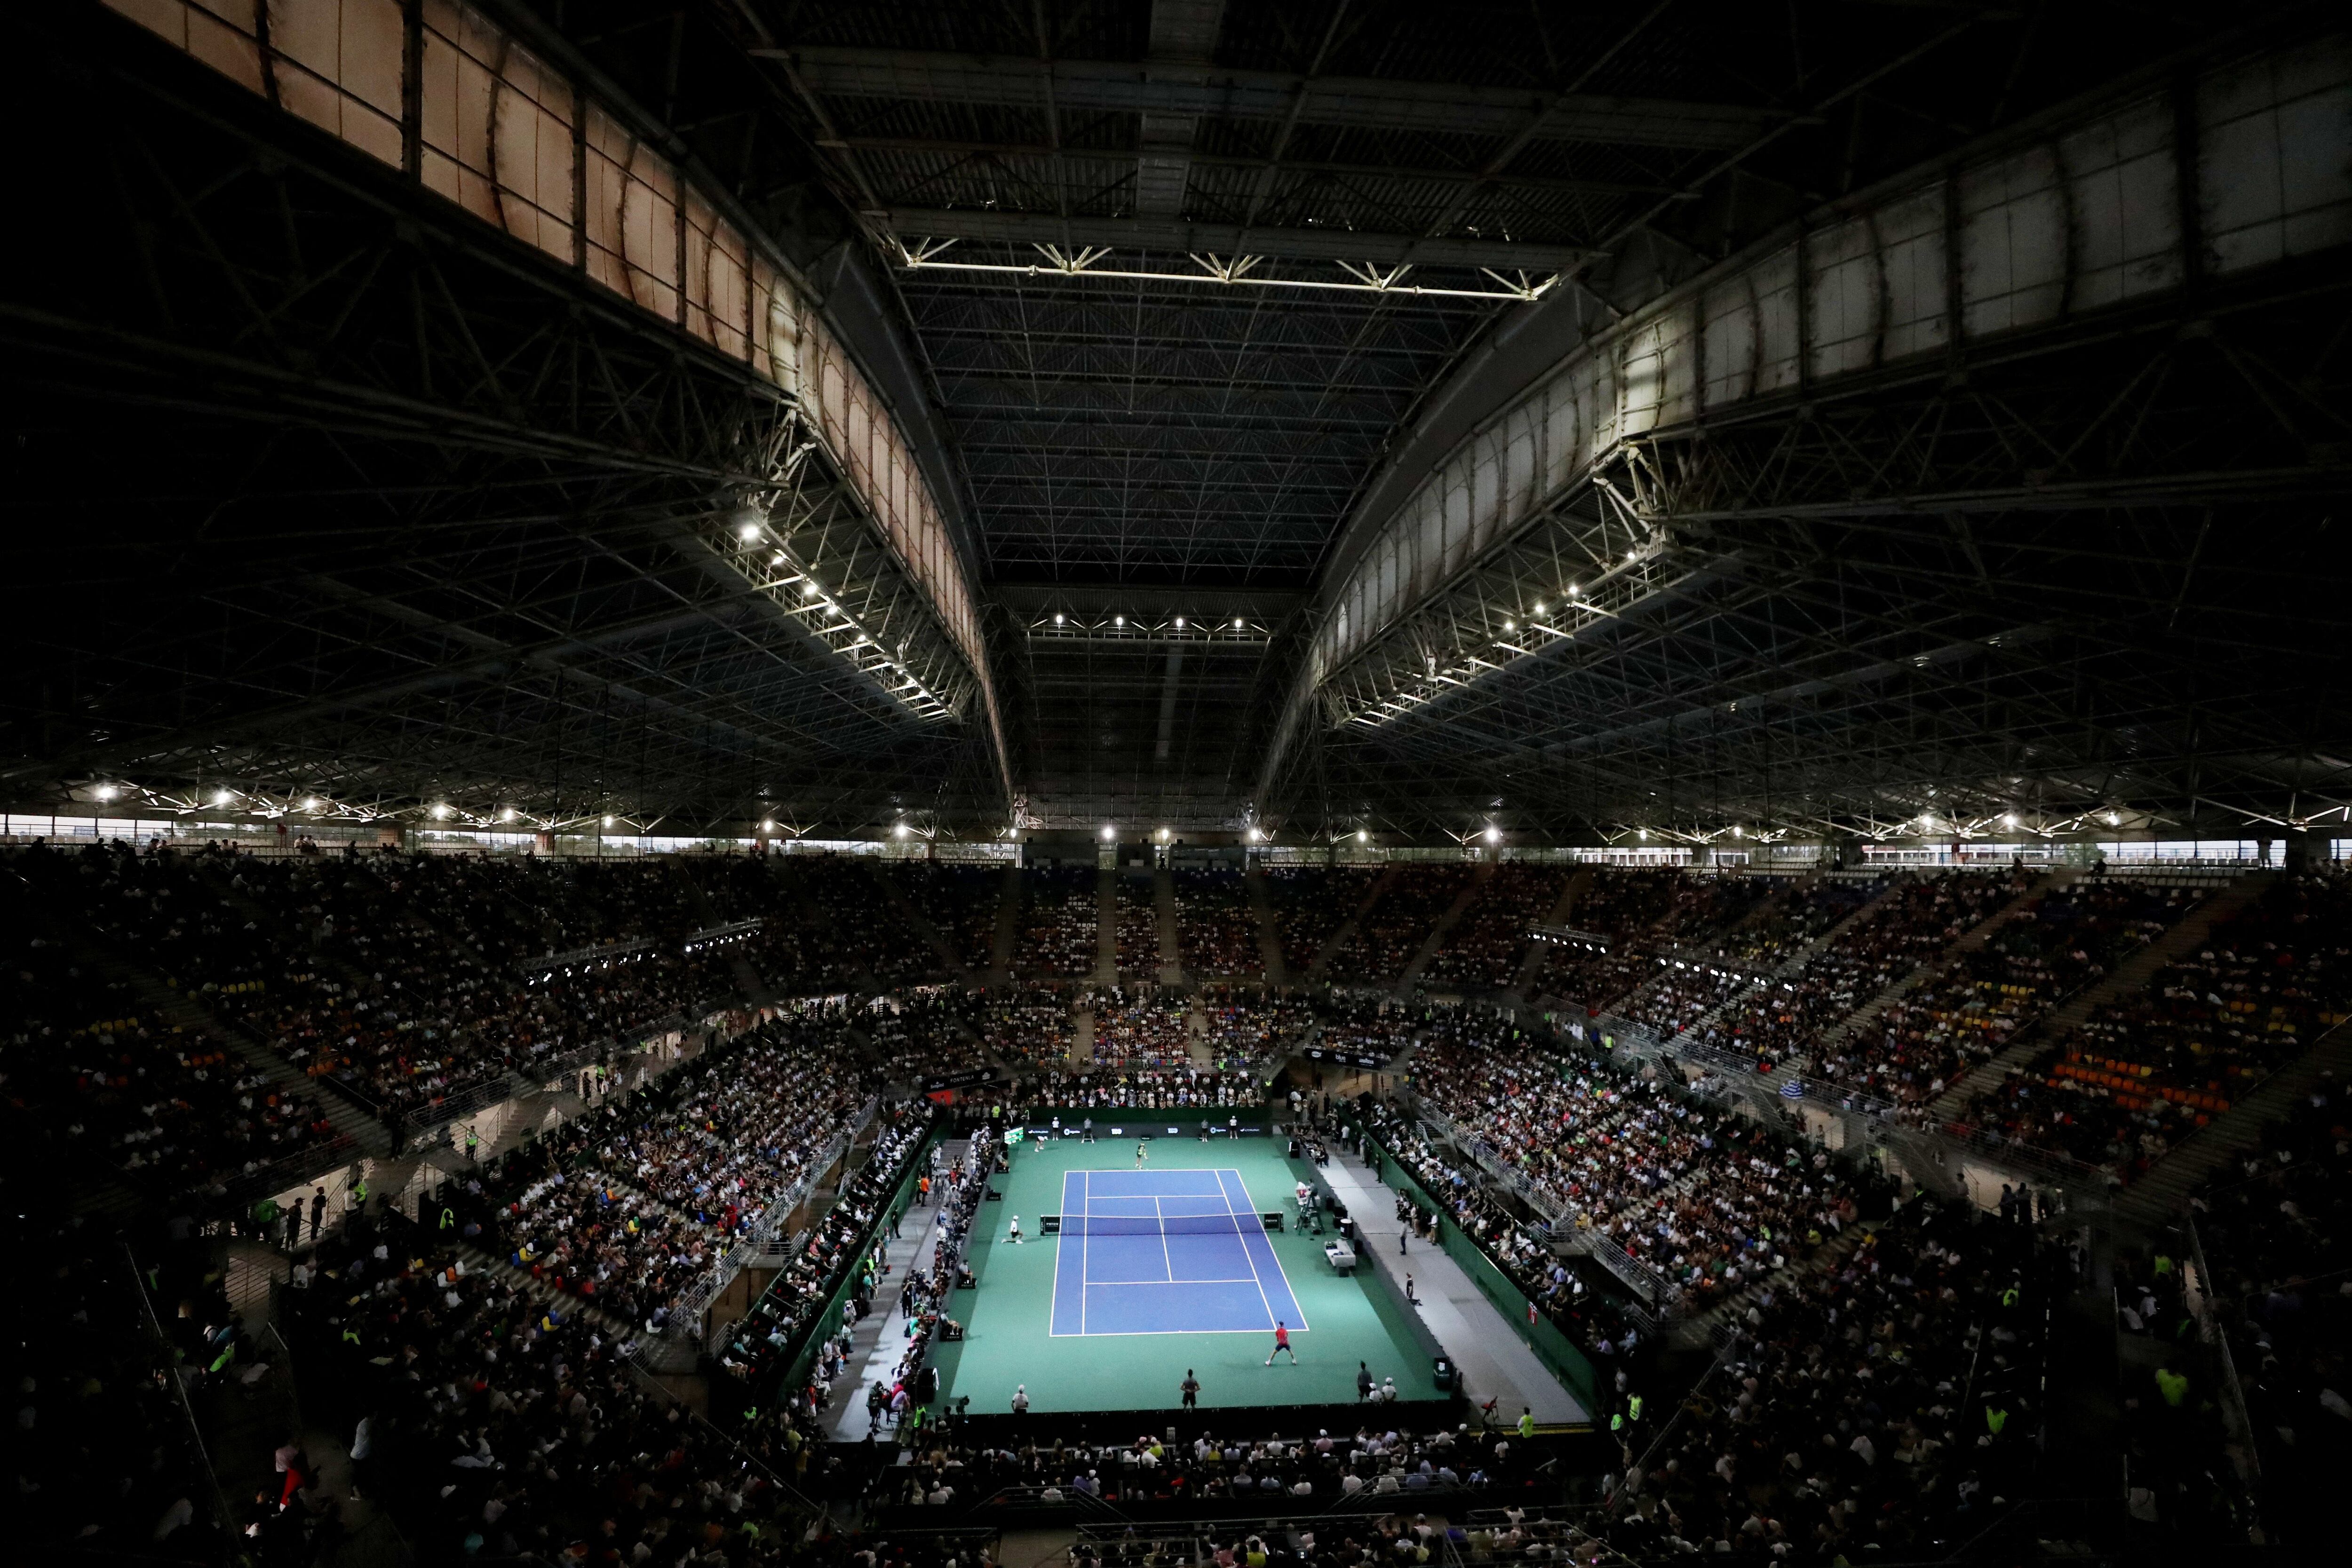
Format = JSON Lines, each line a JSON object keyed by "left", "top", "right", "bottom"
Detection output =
{"left": 95, "top": 785, "right": 115, "bottom": 802}
{"left": 1485, "top": 826, "right": 1501, "bottom": 844}
{"left": 1101, "top": 825, "right": 1115, "bottom": 840}
{"left": 1356, "top": 829, "right": 1368, "bottom": 843}
{"left": 603, "top": 815, "right": 614, "bottom": 827}
{"left": 1114, "top": 615, "right": 1125, "bottom": 627}
{"left": 1233, "top": 618, "right": 1244, "bottom": 629}
{"left": 1174, "top": 616, "right": 1185, "bottom": 629}
{"left": 1055, "top": 613, "right": 1065, "bottom": 625}
{"left": 737, "top": 520, "right": 760, "bottom": 541}
{"left": 895, "top": 823, "right": 910, "bottom": 838}
{"left": 432, "top": 804, "right": 449, "bottom": 819}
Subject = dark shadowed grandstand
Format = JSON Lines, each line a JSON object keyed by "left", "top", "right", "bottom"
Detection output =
{"left": 4, "top": 4, "right": 2349, "bottom": 1566}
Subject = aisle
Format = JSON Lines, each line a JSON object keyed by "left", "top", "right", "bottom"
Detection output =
{"left": 1320, "top": 1146, "right": 1589, "bottom": 1425}
{"left": 825, "top": 1140, "right": 963, "bottom": 1440}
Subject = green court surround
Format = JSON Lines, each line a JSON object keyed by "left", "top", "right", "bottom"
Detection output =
{"left": 927, "top": 1131, "right": 1446, "bottom": 1415}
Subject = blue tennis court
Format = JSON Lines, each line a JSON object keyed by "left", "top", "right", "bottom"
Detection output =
{"left": 1049, "top": 1167, "right": 1309, "bottom": 1337}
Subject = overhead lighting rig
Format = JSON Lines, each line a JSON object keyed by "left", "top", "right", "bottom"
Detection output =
{"left": 893, "top": 238, "right": 1562, "bottom": 304}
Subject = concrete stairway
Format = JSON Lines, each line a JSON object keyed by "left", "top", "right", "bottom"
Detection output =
{"left": 2117, "top": 1019, "right": 2352, "bottom": 1226}
{"left": 864, "top": 860, "right": 970, "bottom": 982}
{"left": 1813, "top": 868, "right": 2074, "bottom": 1056}
{"left": 53, "top": 913, "right": 392, "bottom": 1165}
{"left": 670, "top": 857, "right": 775, "bottom": 1003}
{"left": 1929, "top": 872, "right": 2273, "bottom": 1121}
{"left": 1153, "top": 866, "right": 1184, "bottom": 984}
{"left": 1511, "top": 868, "right": 1593, "bottom": 999}
{"left": 988, "top": 863, "right": 1021, "bottom": 984}
{"left": 1095, "top": 867, "right": 1119, "bottom": 982}
{"left": 1244, "top": 862, "right": 1288, "bottom": 983}
{"left": 1310, "top": 864, "right": 1398, "bottom": 980}
{"left": 770, "top": 856, "right": 881, "bottom": 998}
{"left": 1397, "top": 858, "right": 1497, "bottom": 991}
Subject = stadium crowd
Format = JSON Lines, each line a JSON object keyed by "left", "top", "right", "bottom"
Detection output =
{"left": 1018, "top": 869, "right": 1101, "bottom": 977}
{"left": 1422, "top": 862, "right": 1574, "bottom": 990}
{"left": 1959, "top": 872, "right": 2352, "bottom": 1176}
{"left": 1115, "top": 876, "right": 1162, "bottom": 974}
{"left": 1174, "top": 868, "right": 1264, "bottom": 978}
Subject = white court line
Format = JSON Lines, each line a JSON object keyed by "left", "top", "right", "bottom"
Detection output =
{"left": 1217, "top": 1167, "right": 1284, "bottom": 1333}
{"left": 1078, "top": 1169, "right": 1089, "bottom": 1337}
{"left": 1153, "top": 1197, "right": 1176, "bottom": 1282}
{"left": 1083, "top": 1277, "right": 1261, "bottom": 1285}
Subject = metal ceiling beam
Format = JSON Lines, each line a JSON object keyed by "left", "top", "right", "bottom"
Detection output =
{"left": 765, "top": 48, "right": 1792, "bottom": 152}
{"left": 880, "top": 210, "right": 1591, "bottom": 271}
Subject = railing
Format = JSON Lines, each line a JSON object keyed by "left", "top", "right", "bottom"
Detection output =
{"left": 393, "top": 1070, "right": 522, "bottom": 1149}
{"left": 666, "top": 1097, "right": 882, "bottom": 1337}
{"left": 521, "top": 935, "right": 660, "bottom": 976}
{"left": 2181, "top": 1210, "right": 2264, "bottom": 1503}
{"left": 204, "top": 1133, "right": 358, "bottom": 1206}
{"left": 121, "top": 1241, "right": 237, "bottom": 1552}
{"left": 1577, "top": 1230, "right": 1679, "bottom": 1325}
{"left": 1411, "top": 1099, "right": 1564, "bottom": 1224}
{"left": 683, "top": 916, "right": 764, "bottom": 950}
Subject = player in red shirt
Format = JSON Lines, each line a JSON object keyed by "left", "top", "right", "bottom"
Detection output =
{"left": 1264, "top": 1321, "right": 1296, "bottom": 1366}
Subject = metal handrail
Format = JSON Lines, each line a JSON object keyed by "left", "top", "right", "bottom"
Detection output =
{"left": 120, "top": 1242, "right": 237, "bottom": 1551}
{"left": 2181, "top": 1210, "right": 2264, "bottom": 1499}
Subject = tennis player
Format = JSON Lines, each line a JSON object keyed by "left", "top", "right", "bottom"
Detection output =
{"left": 1135, "top": 1139, "right": 1149, "bottom": 1168}
{"left": 1263, "top": 1321, "right": 1296, "bottom": 1366}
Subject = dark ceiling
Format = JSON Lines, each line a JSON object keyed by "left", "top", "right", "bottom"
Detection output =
{"left": 3, "top": 0, "right": 2344, "bottom": 841}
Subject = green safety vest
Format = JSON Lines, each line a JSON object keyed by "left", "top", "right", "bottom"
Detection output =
{"left": 2155, "top": 1369, "right": 2189, "bottom": 1407}
{"left": 1985, "top": 1406, "right": 2008, "bottom": 1434}
{"left": 1628, "top": 1394, "right": 1644, "bottom": 1422}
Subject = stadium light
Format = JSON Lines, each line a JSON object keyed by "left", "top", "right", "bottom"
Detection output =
{"left": 1101, "top": 825, "right": 1115, "bottom": 840}
{"left": 1485, "top": 826, "right": 1502, "bottom": 844}
{"left": 500, "top": 808, "right": 515, "bottom": 821}
{"left": 1114, "top": 615, "right": 1125, "bottom": 627}
{"left": 2003, "top": 812, "right": 2020, "bottom": 828}
{"left": 602, "top": 815, "right": 614, "bottom": 827}
{"left": 2106, "top": 812, "right": 2122, "bottom": 826}
{"left": 737, "top": 519, "right": 761, "bottom": 541}
{"left": 1356, "top": 829, "right": 1368, "bottom": 843}
{"left": 894, "top": 822, "right": 910, "bottom": 838}
{"left": 215, "top": 789, "right": 233, "bottom": 804}
{"left": 761, "top": 819, "right": 775, "bottom": 831}
{"left": 432, "top": 804, "right": 449, "bottom": 819}
{"left": 1055, "top": 613, "right": 1065, "bottom": 625}
{"left": 94, "top": 785, "right": 115, "bottom": 802}
{"left": 1174, "top": 617, "right": 1185, "bottom": 629}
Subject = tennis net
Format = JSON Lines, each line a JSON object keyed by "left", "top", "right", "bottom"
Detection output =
{"left": 1043, "top": 1211, "right": 1282, "bottom": 1236}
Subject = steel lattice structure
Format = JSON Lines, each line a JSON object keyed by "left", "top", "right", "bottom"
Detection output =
{"left": 4, "top": 0, "right": 2346, "bottom": 843}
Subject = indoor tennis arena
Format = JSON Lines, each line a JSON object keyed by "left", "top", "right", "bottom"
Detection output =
{"left": 4, "top": 4, "right": 2350, "bottom": 1567}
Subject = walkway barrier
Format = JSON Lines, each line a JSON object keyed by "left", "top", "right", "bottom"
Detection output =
{"left": 1360, "top": 1125, "right": 1599, "bottom": 1414}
